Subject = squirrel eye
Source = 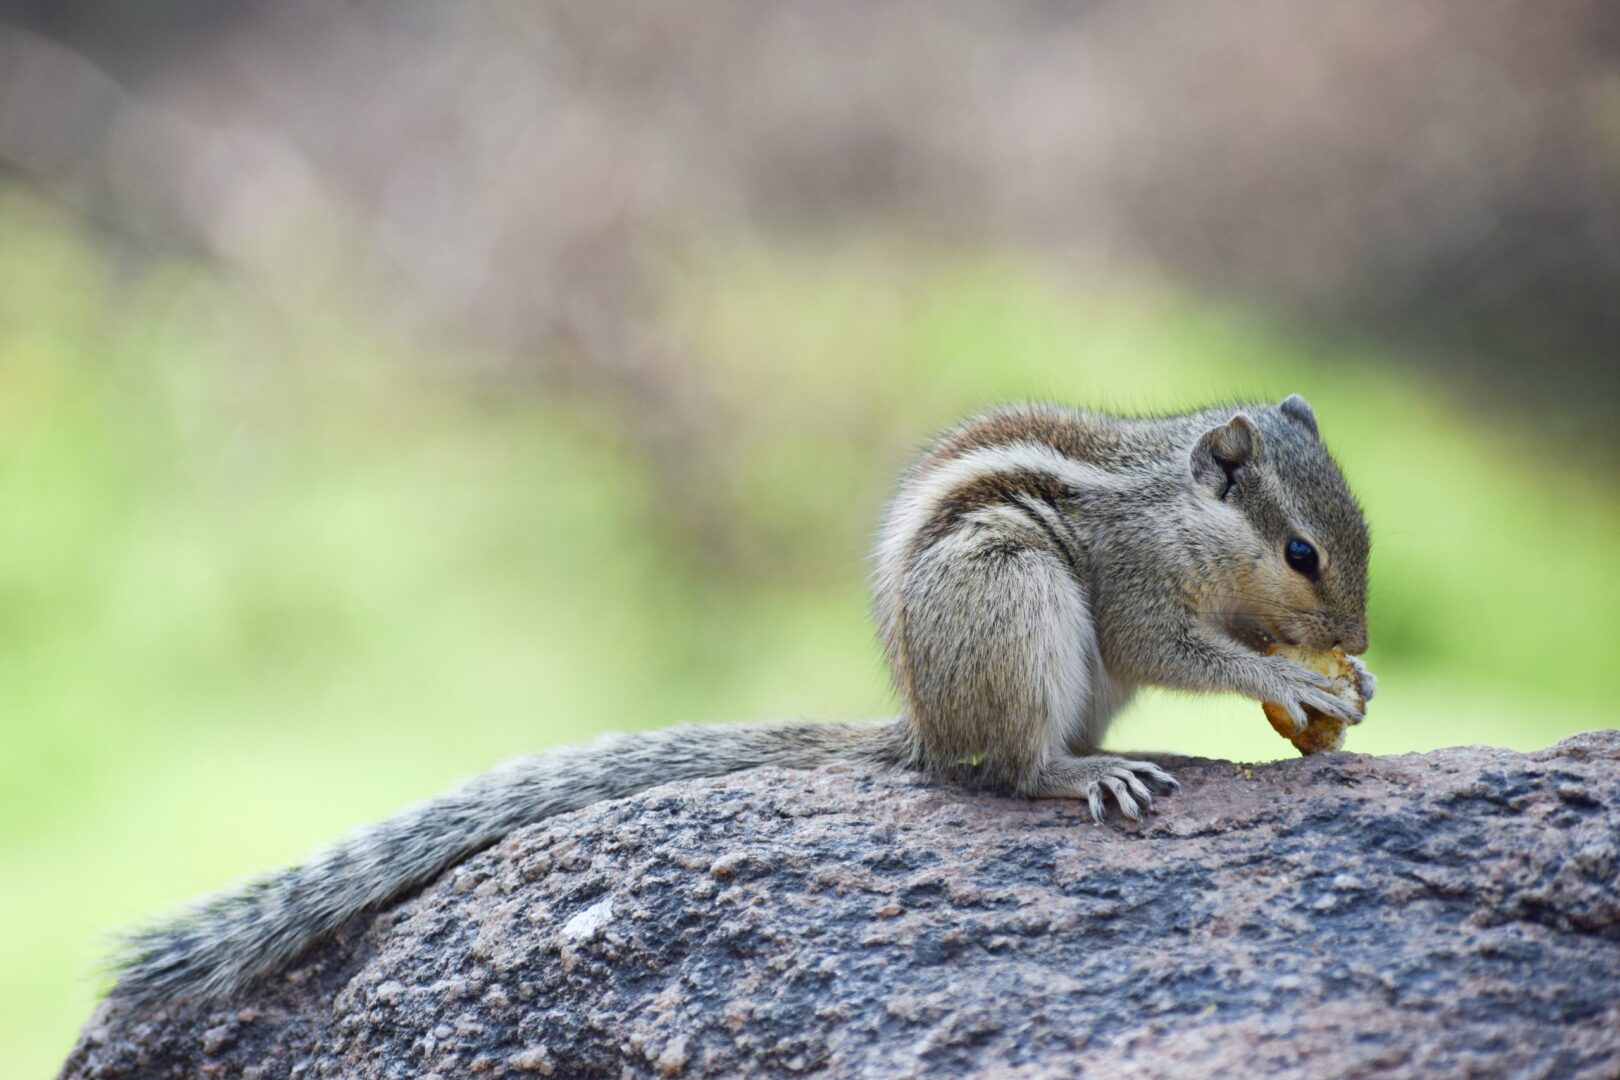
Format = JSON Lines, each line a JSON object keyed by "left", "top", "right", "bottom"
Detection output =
{"left": 1284, "top": 537, "right": 1319, "bottom": 579}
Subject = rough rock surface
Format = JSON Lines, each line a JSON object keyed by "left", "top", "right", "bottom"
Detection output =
{"left": 63, "top": 731, "right": 1620, "bottom": 1079}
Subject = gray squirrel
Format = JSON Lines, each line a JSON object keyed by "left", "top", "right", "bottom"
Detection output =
{"left": 111, "top": 394, "right": 1374, "bottom": 1005}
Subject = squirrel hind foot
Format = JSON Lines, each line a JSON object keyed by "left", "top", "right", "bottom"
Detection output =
{"left": 1022, "top": 755, "right": 1180, "bottom": 824}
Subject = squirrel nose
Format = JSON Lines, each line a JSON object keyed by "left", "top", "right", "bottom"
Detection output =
{"left": 1337, "top": 624, "right": 1369, "bottom": 655}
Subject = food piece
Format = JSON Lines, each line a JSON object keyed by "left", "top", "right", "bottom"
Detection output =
{"left": 1262, "top": 644, "right": 1366, "bottom": 756}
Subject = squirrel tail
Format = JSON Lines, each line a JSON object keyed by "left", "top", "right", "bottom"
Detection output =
{"left": 109, "top": 718, "right": 913, "bottom": 1006}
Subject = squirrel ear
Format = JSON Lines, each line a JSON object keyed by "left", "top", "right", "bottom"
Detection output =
{"left": 1191, "top": 414, "right": 1261, "bottom": 495}
{"left": 1278, "top": 393, "right": 1319, "bottom": 438}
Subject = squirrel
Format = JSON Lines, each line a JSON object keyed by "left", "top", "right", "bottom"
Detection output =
{"left": 109, "top": 394, "right": 1374, "bottom": 1006}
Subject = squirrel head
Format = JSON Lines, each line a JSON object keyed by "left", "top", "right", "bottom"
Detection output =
{"left": 1188, "top": 394, "right": 1370, "bottom": 655}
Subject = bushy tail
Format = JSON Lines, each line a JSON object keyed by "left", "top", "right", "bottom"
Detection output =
{"left": 110, "top": 718, "right": 910, "bottom": 1006}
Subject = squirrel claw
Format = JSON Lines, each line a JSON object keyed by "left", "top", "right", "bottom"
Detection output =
{"left": 1037, "top": 757, "right": 1179, "bottom": 825}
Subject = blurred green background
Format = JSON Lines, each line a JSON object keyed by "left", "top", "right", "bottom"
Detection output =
{"left": 3, "top": 2, "right": 1619, "bottom": 1074}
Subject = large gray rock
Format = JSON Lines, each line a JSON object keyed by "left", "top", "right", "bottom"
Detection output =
{"left": 63, "top": 731, "right": 1620, "bottom": 1079}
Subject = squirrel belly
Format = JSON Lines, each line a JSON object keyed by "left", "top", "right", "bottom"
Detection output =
{"left": 109, "top": 396, "right": 1371, "bottom": 1005}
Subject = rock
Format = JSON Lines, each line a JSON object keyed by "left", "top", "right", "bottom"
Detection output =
{"left": 60, "top": 731, "right": 1620, "bottom": 1079}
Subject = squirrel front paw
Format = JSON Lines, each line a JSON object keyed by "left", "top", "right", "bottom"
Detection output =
{"left": 1345, "top": 653, "right": 1377, "bottom": 703}
{"left": 1261, "top": 658, "right": 1364, "bottom": 731}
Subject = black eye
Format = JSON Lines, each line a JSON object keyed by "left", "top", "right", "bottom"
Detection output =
{"left": 1284, "top": 537, "right": 1319, "bottom": 579}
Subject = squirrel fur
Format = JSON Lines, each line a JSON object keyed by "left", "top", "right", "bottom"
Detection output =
{"left": 110, "top": 394, "right": 1373, "bottom": 1005}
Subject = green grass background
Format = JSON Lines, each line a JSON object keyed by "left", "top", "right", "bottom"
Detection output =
{"left": 4, "top": 194, "right": 1616, "bottom": 1076}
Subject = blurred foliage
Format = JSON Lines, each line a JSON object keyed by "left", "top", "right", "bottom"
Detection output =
{"left": 3, "top": 191, "right": 1618, "bottom": 1075}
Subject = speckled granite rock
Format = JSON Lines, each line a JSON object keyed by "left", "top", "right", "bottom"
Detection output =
{"left": 62, "top": 731, "right": 1620, "bottom": 1079}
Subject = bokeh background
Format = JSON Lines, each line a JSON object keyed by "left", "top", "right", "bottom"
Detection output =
{"left": 4, "top": 1, "right": 1618, "bottom": 1072}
